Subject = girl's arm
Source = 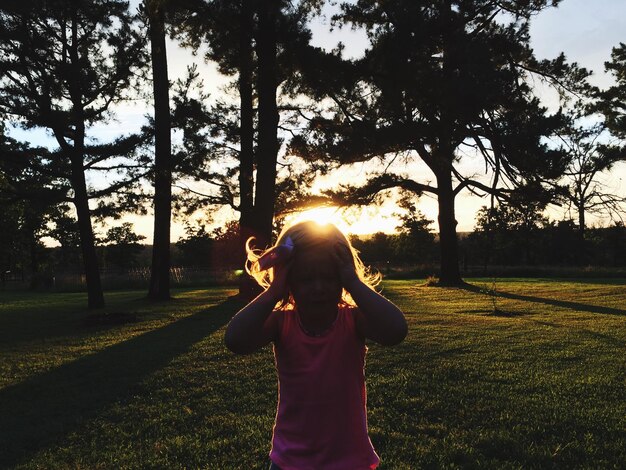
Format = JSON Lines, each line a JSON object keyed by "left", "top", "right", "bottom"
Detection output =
{"left": 335, "top": 245, "right": 407, "bottom": 346}
{"left": 224, "top": 264, "right": 289, "bottom": 355}
{"left": 224, "top": 290, "right": 281, "bottom": 354}
{"left": 347, "top": 278, "right": 408, "bottom": 346}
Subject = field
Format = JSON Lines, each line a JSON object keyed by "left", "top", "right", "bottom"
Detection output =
{"left": 0, "top": 279, "right": 624, "bottom": 469}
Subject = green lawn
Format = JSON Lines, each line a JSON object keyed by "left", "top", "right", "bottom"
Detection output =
{"left": 0, "top": 279, "right": 624, "bottom": 469}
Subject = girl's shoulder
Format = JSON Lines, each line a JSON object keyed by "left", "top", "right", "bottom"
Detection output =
{"left": 339, "top": 303, "right": 362, "bottom": 318}
{"left": 269, "top": 307, "right": 296, "bottom": 342}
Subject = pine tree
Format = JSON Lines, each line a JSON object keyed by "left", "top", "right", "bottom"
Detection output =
{"left": 0, "top": 0, "right": 149, "bottom": 307}
{"left": 145, "top": 0, "right": 174, "bottom": 301}
{"left": 290, "top": 0, "right": 588, "bottom": 285}
{"left": 170, "top": 0, "right": 321, "bottom": 297}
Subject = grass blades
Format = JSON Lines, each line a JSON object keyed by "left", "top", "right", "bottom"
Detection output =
{"left": 0, "top": 279, "right": 624, "bottom": 469}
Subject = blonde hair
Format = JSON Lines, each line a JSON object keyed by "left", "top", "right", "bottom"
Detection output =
{"left": 246, "top": 221, "right": 381, "bottom": 309}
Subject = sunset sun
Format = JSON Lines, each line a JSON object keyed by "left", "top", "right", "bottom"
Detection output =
{"left": 283, "top": 205, "right": 400, "bottom": 235}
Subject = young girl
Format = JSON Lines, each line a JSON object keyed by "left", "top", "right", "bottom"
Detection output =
{"left": 224, "top": 221, "right": 407, "bottom": 470}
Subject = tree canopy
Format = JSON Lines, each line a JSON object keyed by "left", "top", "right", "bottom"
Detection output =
{"left": 0, "top": 0, "right": 625, "bottom": 295}
{"left": 289, "top": 0, "right": 590, "bottom": 284}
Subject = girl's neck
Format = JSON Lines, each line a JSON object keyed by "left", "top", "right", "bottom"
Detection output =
{"left": 297, "top": 304, "right": 338, "bottom": 336}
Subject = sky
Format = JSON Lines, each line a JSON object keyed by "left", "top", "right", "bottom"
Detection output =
{"left": 297, "top": 0, "right": 626, "bottom": 234}
{"left": 299, "top": 0, "right": 626, "bottom": 234}
{"left": 8, "top": 0, "right": 626, "bottom": 242}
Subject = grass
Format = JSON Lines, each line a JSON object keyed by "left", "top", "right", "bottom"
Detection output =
{"left": 0, "top": 279, "right": 624, "bottom": 469}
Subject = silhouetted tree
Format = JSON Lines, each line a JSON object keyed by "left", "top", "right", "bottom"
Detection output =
{"left": 291, "top": 0, "right": 588, "bottom": 285}
{"left": 553, "top": 123, "right": 626, "bottom": 236}
{"left": 144, "top": 0, "right": 174, "bottom": 301}
{"left": 0, "top": 125, "right": 69, "bottom": 283}
{"left": 47, "top": 205, "right": 83, "bottom": 270}
{"left": 101, "top": 222, "right": 146, "bottom": 269}
{"left": 0, "top": 0, "right": 148, "bottom": 307}
{"left": 597, "top": 43, "right": 626, "bottom": 141}
{"left": 175, "top": 220, "right": 214, "bottom": 267}
{"left": 169, "top": 0, "right": 321, "bottom": 297}
{"left": 394, "top": 201, "right": 436, "bottom": 265}
{"left": 472, "top": 188, "right": 549, "bottom": 267}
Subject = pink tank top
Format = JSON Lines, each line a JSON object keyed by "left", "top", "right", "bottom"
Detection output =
{"left": 270, "top": 306, "right": 380, "bottom": 470}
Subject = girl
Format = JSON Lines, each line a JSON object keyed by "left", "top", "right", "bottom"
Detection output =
{"left": 224, "top": 221, "right": 407, "bottom": 470}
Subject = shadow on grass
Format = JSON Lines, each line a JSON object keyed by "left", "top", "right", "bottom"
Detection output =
{"left": 0, "top": 298, "right": 241, "bottom": 468}
{"left": 462, "top": 284, "right": 626, "bottom": 316}
{"left": 459, "top": 308, "right": 529, "bottom": 317}
{"left": 0, "top": 293, "right": 153, "bottom": 347}
{"left": 531, "top": 319, "right": 626, "bottom": 348}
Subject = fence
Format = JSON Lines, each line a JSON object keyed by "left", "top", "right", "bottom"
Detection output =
{"left": 6, "top": 266, "right": 241, "bottom": 292}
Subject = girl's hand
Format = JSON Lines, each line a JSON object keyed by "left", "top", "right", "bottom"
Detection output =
{"left": 333, "top": 243, "right": 360, "bottom": 290}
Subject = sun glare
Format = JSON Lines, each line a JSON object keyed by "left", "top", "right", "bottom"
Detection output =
{"left": 283, "top": 206, "right": 399, "bottom": 236}
{"left": 287, "top": 206, "right": 341, "bottom": 227}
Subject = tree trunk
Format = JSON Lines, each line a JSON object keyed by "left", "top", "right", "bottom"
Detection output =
{"left": 70, "top": 151, "right": 105, "bottom": 308}
{"left": 577, "top": 202, "right": 586, "bottom": 237}
{"left": 435, "top": 0, "right": 462, "bottom": 286}
{"left": 67, "top": 11, "right": 104, "bottom": 308}
{"left": 577, "top": 201, "right": 586, "bottom": 265}
{"left": 238, "top": 0, "right": 261, "bottom": 299}
{"left": 147, "top": 0, "right": 172, "bottom": 301}
{"left": 436, "top": 169, "right": 463, "bottom": 286}
{"left": 28, "top": 222, "right": 40, "bottom": 289}
{"left": 253, "top": 0, "right": 279, "bottom": 250}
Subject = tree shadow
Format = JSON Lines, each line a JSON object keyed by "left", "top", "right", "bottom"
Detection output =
{"left": 0, "top": 294, "right": 155, "bottom": 347}
{"left": 530, "top": 319, "right": 626, "bottom": 348}
{"left": 0, "top": 298, "right": 240, "bottom": 468}
{"left": 458, "top": 308, "right": 529, "bottom": 317}
{"left": 461, "top": 283, "right": 626, "bottom": 316}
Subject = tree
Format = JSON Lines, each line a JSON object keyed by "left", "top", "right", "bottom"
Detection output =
{"left": 597, "top": 43, "right": 626, "bottom": 141}
{"left": 472, "top": 192, "right": 548, "bottom": 268}
{"left": 393, "top": 199, "right": 436, "bottom": 265}
{"left": 553, "top": 122, "right": 626, "bottom": 236}
{"left": 175, "top": 220, "right": 214, "bottom": 267}
{"left": 144, "top": 0, "right": 174, "bottom": 301}
{"left": 0, "top": 124, "right": 70, "bottom": 283}
{"left": 169, "top": 0, "right": 321, "bottom": 298}
{"left": 290, "top": 0, "right": 587, "bottom": 285}
{"left": 101, "top": 222, "right": 146, "bottom": 269}
{"left": 0, "top": 0, "right": 148, "bottom": 307}
{"left": 47, "top": 205, "right": 83, "bottom": 270}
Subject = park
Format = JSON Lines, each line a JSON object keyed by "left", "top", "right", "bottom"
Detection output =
{"left": 1, "top": 281, "right": 625, "bottom": 468}
{"left": 1, "top": 0, "right": 626, "bottom": 469}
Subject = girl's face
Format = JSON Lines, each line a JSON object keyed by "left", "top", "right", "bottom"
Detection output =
{"left": 288, "top": 246, "right": 342, "bottom": 311}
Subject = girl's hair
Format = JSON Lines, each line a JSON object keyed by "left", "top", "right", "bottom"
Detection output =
{"left": 246, "top": 220, "right": 381, "bottom": 309}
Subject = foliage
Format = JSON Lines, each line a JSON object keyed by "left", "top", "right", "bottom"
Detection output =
{"left": 394, "top": 197, "right": 437, "bottom": 263}
{"left": 175, "top": 220, "right": 215, "bottom": 267}
{"left": 351, "top": 208, "right": 436, "bottom": 266}
{"left": 596, "top": 42, "right": 626, "bottom": 140}
{"left": 0, "top": 0, "right": 151, "bottom": 307}
{"left": 167, "top": 4, "right": 321, "bottom": 223}
{"left": 175, "top": 219, "right": 241, "bottom": 268}
{"left": 547, "top": 117, "right": 626, "bottom": 234}
{"left": 0, "top": 0, "right": 151, "bottom": 216}
{"left": 0, "top": 125, "right": 70, "bottom": 278}
{"left": 100, "top": 222, "right": 146, "bottom": 270}
{"left": 46, "top": 205, "right": 83, "bottom": 269}
{"left": 289, "top": 0, "right": 590, "bottom": 284}
{"left": 464, "top": 207, "right": 626, "bottom": 268}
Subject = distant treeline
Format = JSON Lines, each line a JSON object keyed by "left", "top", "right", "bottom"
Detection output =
{"left": 3, "top": 218, "right": 625, "bottom": 289}
{"left": 352, "top": 223, "right": 626, "bottom": 270}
